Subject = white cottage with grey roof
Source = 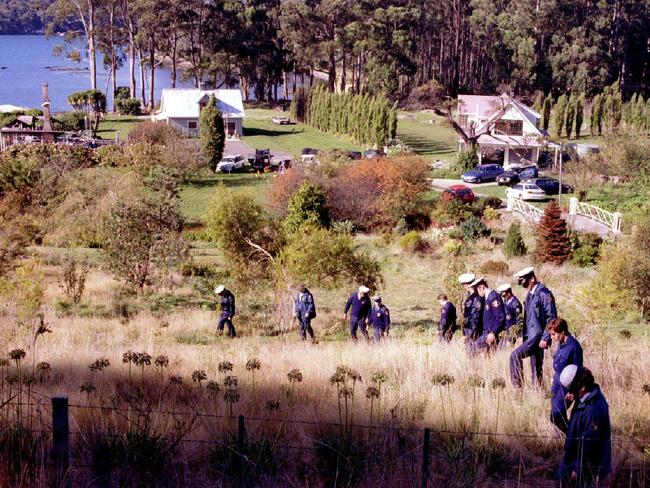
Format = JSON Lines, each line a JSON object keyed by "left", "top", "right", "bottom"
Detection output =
{"left": 152, "top": 89, "right": 245, "bottom": 137}
{"left": 457, "top": 93, "right": 559, "bottom": 168}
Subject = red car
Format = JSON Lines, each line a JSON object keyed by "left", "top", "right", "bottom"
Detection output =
{"left": 442, "top": 184, "right": 475, "bottom": 203}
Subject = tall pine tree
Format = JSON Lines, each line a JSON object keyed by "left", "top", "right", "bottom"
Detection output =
{"left": 554, "top": 95, "right": 568, "bottom": 138}
{"left": 564, "top": 94, "right": 576, "bottom": 139}
{"left": 199, "top": 95, "right": 225, "bottom": 172}
{"left": 575, "top": 94, "right": 584, "bottom": 139}
{"left": 542, "top": 95, "right": 553, "bottom": 131}
{"left": 534, "top": 200, "right": 571, "bottom": 265}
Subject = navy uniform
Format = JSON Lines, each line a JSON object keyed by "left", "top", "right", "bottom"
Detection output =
{"left": 439, "top": 301, "right": 457, "bottom": 342}
{"left": 510, "top": 270, "right": 557, "bottom": 387}
{"left": 216, "top": 286, "right": 237, "bottom": 337}
{"left": 477, "top": 288, "right": 506, "bottom": 351}
{"left": 504, "top": 295, "right": 522, "bottom": 331}
{"left": 294, "top": 287, "right": 316, "bottom": 340}
{"left": 368, "top": 298, "right": 391, "bottom": 342}
{"left": 344, "top": 289, "right": 372, "bottom": 340}
{"left": 551, "top": 335, "right": 583, "bottom": 433}
{"left": 463, "top": 291, "right": 484, "bottom": 353}
{"left": 497, "top": 284, "right": 523, "bottom": 348}
{"left": 558, "top": 381, "right": 611, "bottom": 486}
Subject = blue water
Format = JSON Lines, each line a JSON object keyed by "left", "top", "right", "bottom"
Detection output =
{"left": 0, "top": 35, "right": 192, "bottom": 112}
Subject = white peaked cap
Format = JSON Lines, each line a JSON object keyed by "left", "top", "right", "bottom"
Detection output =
{"left": 497, "top": 283, "right": 512, "bottom": 293}
{"left": 514, "top": 266, "right": 535, "bottom": 278}
{"left": 359, "top": 286, "right": 370, "bottom": 293}
{"left": 214, "top": 285, "right": 225, "bottom": 294}
{"left": 458, "top": 273, "right": 476, "bottom": 284}
{"left": 470, "top": 276, "right": 486, "bottom": 287}
{"left": 560, "top": 364, "right": 579, "bottom": 389}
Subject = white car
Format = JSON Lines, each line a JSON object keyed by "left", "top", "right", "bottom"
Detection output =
{"left": 216, "top": 154, "right": 245, "bottom": 172}
{"left": 506, "top": 183, "right": 547, "bottom": 201}
{"left": 271, "top": 116, "right": 290, "bottom": 125}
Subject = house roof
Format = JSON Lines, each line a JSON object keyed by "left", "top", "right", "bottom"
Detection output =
{"left": 156, "top": 89, "right": 245, "bottom": 119}
{"left": 464, "top": 133, "right": 559, "bottom": 148}
{"left": 459, "top": 93, "right": 541, "bottom": 126}
{"left": 0, "top": 104, "right": 29, "bottom": 113}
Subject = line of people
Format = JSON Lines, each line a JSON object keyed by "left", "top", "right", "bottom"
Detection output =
{"left": 213, "top": 266, "right": 611, "bottom": 486}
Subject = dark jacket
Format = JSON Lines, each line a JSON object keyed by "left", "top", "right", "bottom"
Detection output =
{"left": 552, "top": 335, "right": 583, "bottom": 395}
{"left": 294, "top": 290, "right": 316, "bottom": 320}
{"left": 439, "top": 301, "right": 457, "bottom": 333}
{"left": 219, "top": 290, "right": 236, "bottom": 318}
{"left": 522, "top": 284, "right": 556, "bottom": 341}
{"left": 344, "top": 293, "right": 371, "bottom": 321}
{"left": 368, "top": 304, "right": 391, "bottom": 330}
{"left": 504, "top": 295, "right": 522, "bottom": 329}
{"left": 482, "top": 290, "right": 506, "bottom": 336}
{"left": 560, "top": 386, "right": 611, "bottom": 482}
{"left": 463, "top": 292, "right": 484, "bottom": 339}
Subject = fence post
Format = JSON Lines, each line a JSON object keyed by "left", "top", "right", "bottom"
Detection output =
{"left": 569, "top": 197, "right": 578, "bottom": 215}
{"left": 52, "top": 396, "right": 70, "bottom": 488}
{"left": 613, "top": 212, "right": 622, "bottom": 233}
{"left": 421, "top": 428, "right": 431, "bottom": 488}
{"left": 506, "top": 195, "right": 513, "bottom": 211}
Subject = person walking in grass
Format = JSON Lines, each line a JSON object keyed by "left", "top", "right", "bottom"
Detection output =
{"left": 343, "top": 285, "right": 372, "bottom": 340}
{"left": 437, "top": 293, "right": 457, "bottom": 342}
{"left": 472, "top": 277, "right": 506, "bottom": 352}
{"left": 368, "top": 296, "right": 391, "bottom": 342}
{"left": 497, "top": 283, "right": 522, "bottom": 348}
{"left": 293, "top": 284, "right": 316, "bottom": 341}
{"left": 459, "top": 273, "right": 483, "bottom": 355}
{"left": 215, "top": 285, "right": 237, "bottom": 338}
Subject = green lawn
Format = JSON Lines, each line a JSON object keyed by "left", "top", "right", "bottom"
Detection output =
{"left": 242, "top": 108, "right": 360, "bottom": 156}
{"left": 96, "top": 115, "right": 144, "bottom": 140}
{"left": 397, "top": 111, "right": 458, "bottom": 163}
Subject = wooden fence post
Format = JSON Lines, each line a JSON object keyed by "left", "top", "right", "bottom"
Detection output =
{"left": 422, "top": 427, "right": 431, "bottom": 488}
{"left": 52, "top": 396, "right": 70, "bottom": 488}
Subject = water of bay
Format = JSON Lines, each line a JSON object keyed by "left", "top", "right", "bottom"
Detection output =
{"left": 0, "top": 35, "right": 190, "bottom": 112}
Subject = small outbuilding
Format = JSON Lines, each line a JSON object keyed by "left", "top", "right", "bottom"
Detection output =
{"left": 152, "top": 89, "right": 245, "bottom": 138}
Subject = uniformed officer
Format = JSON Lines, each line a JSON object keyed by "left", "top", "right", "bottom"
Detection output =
{"left": 215, "top": 285, "right": 237, "bottom": 338}
{"left": 472, "top": 277, "right": 506, "bottom": 352}
{"left": 293, "top": 284, "right": 316, "bottom": 341}
{"left": 547, "top": 318, "right": 583, "bottom": 434}
{"left": 437, "top": 293, "right": 457, "bottom": 342}
{"left": 459, "top": 273, "right": 483, "bottom": 355}
{"left": 497, "top": 283, "right": 523, "bottom": 347}
{"left": 343, "top": 285, "right": 372, "bottom": 340}
{"left": 368, "top": 296, "right": 391, "bottom": 342}
{"left": 557, "top": 366, "right": 611, "bottom": 487}
{"left": 509, "top": 267, "right": 557, "bottom": 388}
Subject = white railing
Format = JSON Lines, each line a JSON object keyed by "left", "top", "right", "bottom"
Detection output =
{"left": 507, "top": 195, "right": 544, "bottom": 224}
{"left": 569, "top": 197, "right": 622, "bottom": 233}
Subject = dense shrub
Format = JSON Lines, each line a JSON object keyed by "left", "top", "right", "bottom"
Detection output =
{"left": 480, "top": 196, "right": 503, "bottom": 210}
{"left": 116, "top": 97, "right": 141, "bottom": 116}
{"left": 128, "top": 121, "right": 182, "bottom": 145}
{"left": 570, "top": 232, "right": 602, "bottom": 267}
{"left": 55, "top": 111, "right": 86, "bottom": 131}
{"left": 460, "top": 216, "right": 490, "bottom": 240}
{"left": 267, "top": 167, "right": 309, "bottom": 216}
{"left": 399, "top": 231, "right": 423, "bottom": 252}
{"left": 479, "top": 260, "right": 509, "bottom": 276}
{"left": 431, "top": 199, "right": 475, "bottom": 226}
{"left": 284, "top": 183, "right": 330, "bottom": 232}
{"left": 200, "top": 95, "right": 225, "bottom": 172}
{"left": 456, "top": 149, "right": 479, "bottom": 173}
{"left": 503, "top": 223, "right": 527, "bottom": 257}
{"left": 443, "top": 238, "right": 463, "bottom": 256}
{"left": 482, "top": 207, "right": 500, "bottom": 221}
{"left": 534, "top": 200, "right": 571, "bottom": 265}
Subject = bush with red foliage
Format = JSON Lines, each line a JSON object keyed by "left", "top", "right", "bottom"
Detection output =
{"left": 534, "top": 199, "right": 572, "bottom": 265}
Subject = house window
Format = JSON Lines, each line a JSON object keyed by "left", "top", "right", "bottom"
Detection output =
{"left": 187, "top": 121, "right": 198, "bottom": 130}
{"left": 458, "top": 114, "right": 468, "bottom": 128}
{"left": 494, "top": 119, "right": 523, "bottom": 136}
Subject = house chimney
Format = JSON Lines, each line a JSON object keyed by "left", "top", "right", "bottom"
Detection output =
{"left": 41, "top": 83, "right": 54, "bottom": 137}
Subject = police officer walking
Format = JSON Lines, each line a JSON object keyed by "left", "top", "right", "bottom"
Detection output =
{"left": 497, "top": 283, "right": 523, "bottom": 347}
{"left": 215, "top": 285, "right": 237, "bottom": 338}
{"left": 368, "top": 296, "right": 391, "bottom": 342}
{"left": 293, "top": 284, "right": 316, "bottom": 341}
{"left": 557, "top": 366, "right": 611, "bottom": 487}
{"left": 510, "top": 267, "right": 557, "bottom": 388}
{"left": 343, "top": 286, "right": 372, "bottom": 340}
{"left": 546, "top": 318, "right": 583, "bottom": 434}
{"left": 459, "top": 273, "right": 483, "bottom": 355}
{"left": 437, "top": 293, "right": 457, "bottom": 342}
{"left": 472, "top": 277, "right": 506, "bottom": 352}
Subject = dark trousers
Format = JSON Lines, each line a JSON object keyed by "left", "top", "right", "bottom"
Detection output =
{"left": 510, "top": 335, "right": 544, "bottom": 388}
{"left": 476, "top": 332, "right": 499, "bottom": 353}
{"left": 350, "top": 317, "right": 369, "bottom": 340}
{"left": 217, "top": 313, "right": 237, "bottom": 337}
{"left": 439, "top": 327, "right": 454, "bottom": 342}
{"left": 551, "top": 388, "right": 571, "bottom": 434}
{"left": 373, "top": 326, "right": 387, "bottom": 342}
{"left": 298, "top": 315, "right": 314, "bottom": 340}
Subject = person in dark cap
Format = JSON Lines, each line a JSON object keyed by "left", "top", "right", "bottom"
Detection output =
{"left": 472, "top": 277, "right": 506, "bottom": 352}
{"left": 215, "top": 285, "right": 237, "bottom": 338}
{"left": 459, "top": 273, "right": 483, "bottom": 355}
{"left": 497, "top": 283, "right": 522, "bottom": 347}
{"left": 368, "top": 296, "right": 391, "bottom": 342}
{"left": 510, "top": 267, "right": 557, "bottom": 387}
{"left": 293, "top": 284, "right": 316, "bottom": 341}
{"left": 557, "top": 365, "right": 611, "bottom": 487}
{"left": 343, "top": 286, "right": 372, "bottom": 340}
{"left": 437, "top": 293, "right": 457, "bottom": 342}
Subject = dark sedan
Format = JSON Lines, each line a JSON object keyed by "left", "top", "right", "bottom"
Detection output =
{"left": 524, "top": 177, "right": 574, "bottom": 195}
{"left": 496, "top": 166, "right": 539, "bottom": 186}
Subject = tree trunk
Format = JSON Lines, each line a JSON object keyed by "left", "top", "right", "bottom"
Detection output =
{"left": 339, "top": 50, "right": 346, "bottom": 93}
{"left": 128, "top": 29, "right": 136, "bottom": 97}
{"left": 109, "top": 4, "right": 117, "bottom": 112}
{"left": 328, "top": 49, "right": 336, "bottom": 92}
{"left": 138, "top": 49, "right": 146, "bottom": 107}
{"left": 88, "top": 1, "right": 97, "bottom": 90}
{"left": 149, "top": 36, "right": 155, "bottom": 111}
{"left": 171, "top": 34, "right": 178, "bottom": 88}
{"left": 283, "top": 71, "right": 289, "bottom": 100}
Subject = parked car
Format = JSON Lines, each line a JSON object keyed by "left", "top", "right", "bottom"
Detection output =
{"left": 347, "top": 151, "right": 363, "bottom": 160}
{"left": 271, "top": 116, "right": 290, "bottom": 125}
{"left": 461, "top": 164, "right": 504, "bottom": 183}
{"left": 250, "top": 149, "right": 272, "bottom": 171}
{"left": 496, "top": 165, "right": 539, "bottom": 186}
{"left": 271, "top": 156, "right": 292, "bottom": 171}
{"left": 442, "top": 184, "right": 476, "bottom": 203}
{"left": 301, "top": 147, "right": 319, "bottom": 164}
{"left": 363, "top": 149, "right": 383, "bottom": 159}
{"left": 524, "top": 177, "right": 574, "bottom": 195}
{"left": 506, "top": 183, "right": 547, "bottom": 201}
{"left": 216, "top": 154, "right": 245, "bottom": 172}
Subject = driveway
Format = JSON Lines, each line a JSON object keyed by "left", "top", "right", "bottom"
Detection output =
{"left": 225, "top": 139, "right": 292, "bottom": 161}
{"left": 431, "top": 178, "right": 500, "bottom": 190}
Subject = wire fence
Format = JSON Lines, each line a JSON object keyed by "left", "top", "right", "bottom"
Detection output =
{"left": 1, "top": 398, "right": 648, "bottom": 487}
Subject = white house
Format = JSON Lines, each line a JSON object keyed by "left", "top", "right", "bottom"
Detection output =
{"left": 152, "top": 88, "right": 245, "bottom": 138}
{"left": 457, "top": 93, "right": 559, "bottom": 168}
